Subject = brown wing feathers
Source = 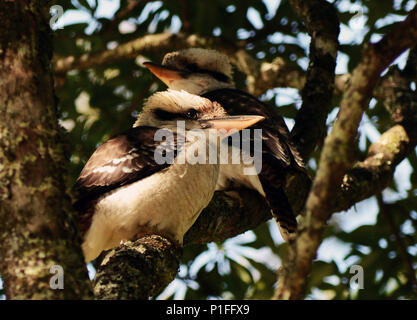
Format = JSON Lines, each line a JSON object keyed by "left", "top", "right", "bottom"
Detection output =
{"left": 74, "top": 126, "right": 182, "bottom": 235}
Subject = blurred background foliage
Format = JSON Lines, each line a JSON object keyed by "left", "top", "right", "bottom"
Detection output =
{"left": 3, "top": 0, "right": 413, "bottom": 299}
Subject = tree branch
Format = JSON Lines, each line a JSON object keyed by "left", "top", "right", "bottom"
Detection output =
{"left": 53, "top": 33, "right": 242, "bottom": 75}
{"left": 288, "top": 0, "right": 340, "bottom": 159}
{"left": 93, "top": 235, "right": 181, "bottom": 299}
{"left": 334, "top": 61, "right": 417, "bottom": 212}
{"left": 275, "top": 6, "right": 417, "bottom": 300}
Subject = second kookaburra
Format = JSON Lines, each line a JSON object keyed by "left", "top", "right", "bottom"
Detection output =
{"left": 144, "top": 48, "right": 311, "bottom": 241}
{"left": 74, "top": 90, "right": 264, "bottom": 262}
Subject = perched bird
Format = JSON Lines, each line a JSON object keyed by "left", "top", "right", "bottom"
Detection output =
{"left": 144, "top": 48, "right": 311, "bottom": 241}
{"left": 74, "top": 89, "right": 264, "bottom": 262}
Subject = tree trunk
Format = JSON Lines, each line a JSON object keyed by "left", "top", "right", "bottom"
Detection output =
{"left": 0, "top": 1, "right": 91, "bottom": 299}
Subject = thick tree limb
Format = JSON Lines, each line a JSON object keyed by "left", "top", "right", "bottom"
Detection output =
{"left": 185, "top": 189, "right": 271, "bottom": 244}
{"left": 334, "top": 64, "right": 417, "bottom": 212}
{"left": 335, "top": 124, "right": 413, "bottom": 212}
{"left": 274, "top": 6, "right": 417, "bottom": 300}
{"left": 94, "top": 235, "right": 181, "bottom": 299}
{"left": 0, "top": 1, "right": 92, "bottom": 299}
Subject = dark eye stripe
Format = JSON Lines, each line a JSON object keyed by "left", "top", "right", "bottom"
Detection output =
{"left": 210, "top": 71, "right": 230, "bottom": 82}
{"left": 153, "top": 109, "right": 179, "bottom": 121}
{"left": 185, "top": 63, "right": 230, "bottom": 83}
{"left": 153, "top": 108, "right": 200, "bottom": 120}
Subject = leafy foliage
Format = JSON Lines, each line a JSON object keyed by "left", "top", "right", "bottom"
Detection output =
{"left": 52, "top": 0, "right": 417, "bottom": 299}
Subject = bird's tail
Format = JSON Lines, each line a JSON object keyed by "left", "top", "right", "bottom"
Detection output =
{"left": 269, "top": 188, "right": 298, "bottom": 242}
{"left": 259, "top": 174, "right": 298, "bottom": 242}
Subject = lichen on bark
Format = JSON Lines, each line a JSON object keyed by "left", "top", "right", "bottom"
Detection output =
{"left": 93, "top": 235, "right": 181, "bottom": 299}
{"left": 0, "top": 1, "right": 92, "bottom": 299}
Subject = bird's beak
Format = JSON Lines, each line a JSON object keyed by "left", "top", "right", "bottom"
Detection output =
{"left": 200, "top": 115, "right": 265, "bottom": 137}
{"left": 143, "top": 62, "right": 189, "bottom": 86}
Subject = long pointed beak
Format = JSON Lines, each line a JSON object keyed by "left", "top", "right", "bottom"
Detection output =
{"left": 200, "top": 115, "right": 265, "bottom": 136}
{"left": 143, "top": 62, "right": 188, "bottom": 86}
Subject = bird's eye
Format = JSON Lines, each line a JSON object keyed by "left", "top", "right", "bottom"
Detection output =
{"left": 185, "top": 109, "right": 198, "bottom": 119}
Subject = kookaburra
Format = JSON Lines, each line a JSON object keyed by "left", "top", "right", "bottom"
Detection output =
{"left": 74, "top": 89, "right": 264, "bottom": 262}
{"left": 144, "top": 48, "right": 311, "bottom": 241}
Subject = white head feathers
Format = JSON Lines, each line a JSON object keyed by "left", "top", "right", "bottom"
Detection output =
{"left": 145, "top": 89, "right": 213, "bottom": 113}
{"left": 134, "top": 89, "right": 225, "bottom": 127}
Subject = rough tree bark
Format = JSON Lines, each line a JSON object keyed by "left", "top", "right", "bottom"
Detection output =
{"left": 93, "top": 235, "right": 182, "bottom": 299}
{"left": 0, "top": 1, "right": 92, "bottom": 299}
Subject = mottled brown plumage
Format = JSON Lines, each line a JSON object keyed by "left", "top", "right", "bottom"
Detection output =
{"left": 74, "top": 126, "right": 181, "bottom": 235}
